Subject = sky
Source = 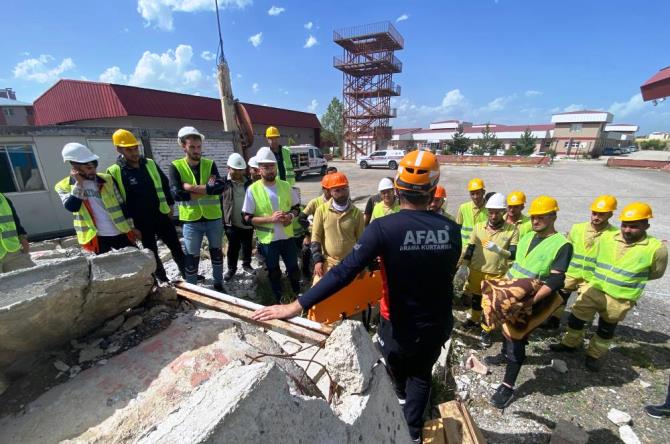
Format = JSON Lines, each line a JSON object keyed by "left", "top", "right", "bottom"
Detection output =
{"left": 2, "top": 0, "right": 670, "bottom": 134}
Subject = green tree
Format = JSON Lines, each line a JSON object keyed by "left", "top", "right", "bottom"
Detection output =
{"left": 508, "top": 128, "right": 537, "bottom": 156}
{"left": 474, "top": 124, "right": 501, "bottom": 155}
{"left": 320, "top": 97, "right": 344, "bottom": 153}
{"left": 446, "top": 125, "right": 470, "bottom": 155}
{"left": 640, "top": 139, "right": 667, "bottom": 151}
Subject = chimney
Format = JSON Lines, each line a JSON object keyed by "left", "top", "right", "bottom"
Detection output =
{"left": 0, "top": 88, "right": 17, "bottom": 100}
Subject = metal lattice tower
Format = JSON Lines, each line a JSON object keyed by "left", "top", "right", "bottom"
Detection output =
{"left": 334, "top": 22, "right": 403, "bottom": 159}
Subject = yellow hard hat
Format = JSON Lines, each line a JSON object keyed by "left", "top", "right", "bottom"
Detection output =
{"left": 265, "top": 126, "right": 280, "bottom": 138}
{"left": 112, "top": 129, "right": 139, "bottom": 147}
{"left": 507, "top": 191, "right": 526, "bottom": 206}
{"left": 619, "top": 202, "right": 653, "bottom": 222}
{"left": 467, "top": 177, "right": 485, "bottom": 192}
{"left": 591, "top": 195, "right": 617, "bottom": 213}
{"left": 528, "top": 195, "right": 559, "bottom": 216}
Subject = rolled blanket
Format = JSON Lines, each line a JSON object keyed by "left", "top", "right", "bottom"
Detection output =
{"left": 481, "top": 277, "right": 543, "bottom": 330}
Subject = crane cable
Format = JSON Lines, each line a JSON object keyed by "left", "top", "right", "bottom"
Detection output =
{"left": 214, "top": 0, "right": 226, "bottom": 64}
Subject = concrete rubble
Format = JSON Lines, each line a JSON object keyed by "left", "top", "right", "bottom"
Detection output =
{"left": 0, "top": 248, "right": 155, "bottom": 375}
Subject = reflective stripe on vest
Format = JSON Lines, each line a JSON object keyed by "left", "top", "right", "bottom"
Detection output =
{"left": 282, "top": 147, "right": 295, "bottom": 185}
{"left": 249, "top": 180, "right": 293, "bottom": 244}
{"left": 506, "top": 231, "right": 568, "bottom": 281}
{"left": 459, "top": 201, "right": 488, "bottom": 242}
{"left": 371, "top": 200, "right": 399, "bottom": 221}
{"left": 171, "top": 158, "right": 222, "bottom": 221}
{"left": 54, "top": 174, "right": 132, "bottom": 245}
{"left": 107, "top": 159, "right": 170, "bottom": 215}
{"left": 566, "top": 222, "right": 617, "bottom": 280}
{"left": 0, "top": 193, "right": 21, "bottom": 260}
{"left": 590, "top": 233, "right": 661, "bottom": 301}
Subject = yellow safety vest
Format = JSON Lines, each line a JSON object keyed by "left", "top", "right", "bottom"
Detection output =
{"left": 281, "top": 146, "right": 296, "bottom": 185}
{"left": 171, "top": 158, "right": 222, "bottom": 221}
{"left": 566, "top": 222, "right": 617, "bottom": 280}
{"left": 458, "top": 201, "right": 488, "bottom": 243}
{"left": 591, "top": 232, "right": 662, "bottom": 301}
{"left": 107, "top": 158, "right": 170, "bottom": 214}
{"left": 507, "top": 232, "right": 568, "bottom": 281}
{"left": 249, "top": 179, "right": 294, "bottom": 244}
{"left": 0, "top": 193, "right": 21, "bottom": 260}
{"left": 54, "top": 174, "right": 132, "bottom": 245}
{"left": 371, "top": 200, "right": 400, "bottom": 221}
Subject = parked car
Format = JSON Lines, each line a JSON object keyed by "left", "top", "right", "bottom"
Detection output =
{"left": 602, "top": 147, "right": 623, "bottom": 156}
{"left": 358, "top": 149, "right": 406, "bottom": 170}
{"left": 289, "top": 145, "right": 328, "bottom": 179}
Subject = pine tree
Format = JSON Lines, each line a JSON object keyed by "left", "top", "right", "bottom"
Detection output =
{"left": 320, "top": 97, "right": 344, "bottom": 152}
{"left": 446, "top": 125, "right": 470, "bottom": 155}
{"left": 509, "top": 128, "right": 537, "bottom": 156}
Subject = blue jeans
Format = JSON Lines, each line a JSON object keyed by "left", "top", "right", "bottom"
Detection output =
{"left": 182, "top": 219, "right": 223, "bottom": 284}
{"left": 259, "top": 238, "right": 300, "bottom": 302}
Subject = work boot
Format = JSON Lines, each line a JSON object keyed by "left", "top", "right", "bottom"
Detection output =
{"left": 224, "top": 269, "right": 236, "bottom": 282}
{"left": 480, "top": 330, "right": 493, "bottom": 349}
{"left": 645, "top": 404, "right": 670, "bottom": 419}
{"left": 242, "top": 264, "right": 255, "bottom": 274}
{"left": 213, "top": 282, "right": 226, "bottom": 293}
{"left": 490, "top": 384, "right": 515, "bottom": 409}
{"left": 549, "top": 343, "right": 579, "bottom": 353}
{"left": 539, "top": 316, "right": 561, "bottom": 330}
{"left": 585, "top": 356, "right": 601, "bottom": 372}
{"left": 462, "top": 319, "right": 482, "bottom": 330}
{"left": 197, "top": 274, "right": 206, "bottom": 282}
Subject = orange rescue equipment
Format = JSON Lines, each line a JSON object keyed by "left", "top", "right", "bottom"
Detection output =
{"left": 307, "top": 271, "right": 382, "bottom": 324}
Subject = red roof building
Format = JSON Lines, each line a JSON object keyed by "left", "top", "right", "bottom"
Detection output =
{"left": 640, "top": 66, "right": 670, "bottom": 102}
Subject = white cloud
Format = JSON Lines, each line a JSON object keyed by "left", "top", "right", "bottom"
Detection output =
{"left": 303, "top": 35, "right": 318, "bottom": 48}
{"left": 609, "top": 93, "right": 645, "bottom": 118}
{"left": 479, "top": 94, "right": 517, "bottom": 112}
{"left": 98, "top": 44, "right": 213, "bottom": 93}
{"left": 524, "top": 90, "right": 542, "bottom": 97}
{"left": 249, "top": 32, "right": 263, "bottom": 47}
{"left": 396, "top": 14, "right": 409, "bottom": 22}
{"left": 268, "top": 6, "right": 284, "bottom": 16}
{"left": 252, "top": 82, "right": 259, "bottom": 93}
{"left": 304, "top": 21, "right": 313, "bottom": 30}
{"left": 137, "top": 0, "right": 252, "bottom": 31}
{"left": 563, "top": 104, "right": 585, "bottom": 112}
{"left": 440, "top": 89, "right": 466, "bottom": 108}
{"left": 307, "top": 99, "right": 318, "bottom": 112}
{"left": 201, "top": 50, "right": 216, "bottom": 61}
{"left": 99, "top": 66, "right": 129, "bottom": 84}
{"left": 13, "top": 54, "right": 75, "bottom": 83}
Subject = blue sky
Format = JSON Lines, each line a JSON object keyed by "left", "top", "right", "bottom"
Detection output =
{"left": 2, "top": 0, "right": 669, "bottom": 134}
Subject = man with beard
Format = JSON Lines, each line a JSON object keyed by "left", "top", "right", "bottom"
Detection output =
{"left": 551, "top": 202, "right": 667, "bottom": 372}
{"left": 456, "top": 178, "right": 489, "bottom": 248}
{"left": 428, "top": 185, "right": 454, "bottom": 220}
{"left": 505, "top": 191, "right": 532, "bottom": 238}
{"left": 169, "top": 126, "right": 226, "bottom": 291}
{"left": 107, "top": 129, "right": 186, "bottom": 282}
{"left": 265, "top": 126, "right": 295, "bottom": 184}
{"left": 222, "top": 153, "right": 254, "bottom": 282}
{"left": 56, "top": 143, "right": 138, "bottom": 254}
{"left": 455, "top": 193, "right": 519, "bottom": 347}
{"left": 541, "top": 195, "right": 618, "bottom": 329}
{"left": 242, "top": 147, "right": 301, "bottom": 303}
{"left": 310, "top": 172, "right": 364, "bottom": 283}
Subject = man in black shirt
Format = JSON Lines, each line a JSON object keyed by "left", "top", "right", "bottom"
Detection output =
{"left": 363, "top": 176, "right": 394, "bottom": 226}
{"left": 253, "top": 151, "right": 461, "bottom": 442}
{"left": 107, "top": 129, "right": 185, "bottom": 282}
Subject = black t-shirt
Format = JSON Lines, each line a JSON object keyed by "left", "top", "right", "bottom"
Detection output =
{"left": 113, "top": 157, "right": 173, "bottom": 224}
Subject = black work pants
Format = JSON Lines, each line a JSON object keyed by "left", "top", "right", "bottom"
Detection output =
{"left": 378, "top": 317, "right": 448, "bottom": 441}
{"left": 98, "top": 234, "right": 136, "bottom": 254}
{"left": 136, "top": 214, "right": 185, "bottom": 280}
{"left": 224, "top": 225, "right": 253, "bottom": 270}
{"left": 502, "top": 338, "right": 527, "bottom": 387}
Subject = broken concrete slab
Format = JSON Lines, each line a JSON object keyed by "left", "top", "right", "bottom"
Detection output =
{"left": 0, "top": 248, "right": 155, "bottom": 375}
{"left": 608, "top": 407, "right": 632, "bottom": 426}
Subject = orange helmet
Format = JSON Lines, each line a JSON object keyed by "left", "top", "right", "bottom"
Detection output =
{"left": 320, "top": 174, "right": 332, "bottom": 189}
{"left": 327, "top": 172, "right": 349, "bottom": 189}
{"left": 395, "top": 150, "right": 440, "bottom": 193}
{"left": 434, "top": 185, "right": 447, "bottom": 199}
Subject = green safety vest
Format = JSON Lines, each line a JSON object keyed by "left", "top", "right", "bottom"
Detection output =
{"left": 0, "top": 193, "right": 21, "bottom": 260}
{"left": 171, "top": 158, "right": 222, "bottom": 221}
{"left": 292, "top": 204, "right": 306, "bottom": 237}
{"left": 516, "top": 215, "right": 532, "bottom": 238}
{"left": 281, "top": 146, "right": 295, "bottom": 185}
{"left": 371, "top": 200, "right": 400, "bottom": 221}
{"left": 507, "top": 231, "right": 568, "bottom": 281}
{"left": 107, "top": 158, "right": 170, "bottom": 215}
{"left": 249, "top": 179, "right": 294, "bottom": 244}
{"left": 566, "top": 222, "right": 617, "bottom": 280}
{"left": 591, "top": 232, "right": 662, "bottom": 301}
{"left": 458, "top": 201, "right": 488, "bottom": 243}
{"left": 54, "top": 174, "right": 132, "bottom": 245}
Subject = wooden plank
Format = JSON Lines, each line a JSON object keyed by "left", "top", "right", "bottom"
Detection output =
{"left": 176, "top": 288, "right": 330, "bottom": 345}
{"left": 437, "top": 401, "right": 486, "bottom": 444}
{"left": 422, "top": 419, "right": 448, "bottom": 444}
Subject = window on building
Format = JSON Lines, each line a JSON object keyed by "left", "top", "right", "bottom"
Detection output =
{"left": 570, "top": 123, "right": 582, "bottom": 132}
{"left": 0, "top": 145, "right": 45, "bottom": 193}
{"left": 544, "top": 140, "right": 552, "bottom": 148}
{"left": 563, "top": 141, "right": 570, "bottom": 148}
{"left": 570, "top": 141, "right": 581, "bottom": 148}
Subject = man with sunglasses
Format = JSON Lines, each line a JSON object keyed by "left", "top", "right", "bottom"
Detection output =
{"left": 55, "top": 143, "right": 139, "bottom": 254}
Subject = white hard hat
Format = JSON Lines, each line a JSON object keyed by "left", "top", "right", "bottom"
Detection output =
{"left": 61, "top": 143, "right": 99, "bottom": 164}
{"left": 227, "top": 153, "right": 246, "bottom": 169}
{"left": 378, "top": 177, "right": 395, "bottom": 192}
{"left": 248, "top": 156, "right": 259, "bottom": 169}
{"left": 255, "top": 146, "right": 277, "bottom": 164}
{"left": 177, "top": 126, "right": 205, "bottom": 143}
{"left": 485, "top": 192, "right": 507, "bottom": 210}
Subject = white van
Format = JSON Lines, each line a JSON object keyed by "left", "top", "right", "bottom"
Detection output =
{"left": 358, "top": 149, "right": 406, "bottom": 170}
{"left": 289, "top": 145, "right": 328, "bottom": 179}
